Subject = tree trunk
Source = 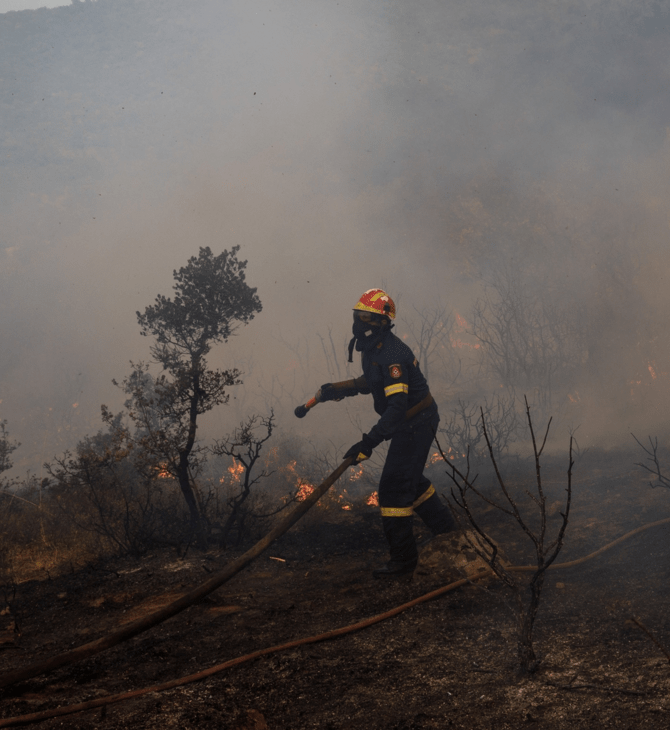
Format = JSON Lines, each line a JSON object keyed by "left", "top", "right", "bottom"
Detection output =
{"left": 177, "top": 363, "right": 207, "bottom": 549}
{"left": 177, "top": 456, "right": 207, "bottom": 549}
{"left": 517, "top": 576, "right": 544, "bottom": 675}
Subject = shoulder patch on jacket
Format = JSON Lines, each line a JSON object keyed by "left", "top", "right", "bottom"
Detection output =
{"left": 389, "top": 364, "right": 403, "bottom": 379}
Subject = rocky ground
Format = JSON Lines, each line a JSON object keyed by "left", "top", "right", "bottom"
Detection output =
{"left": 1, "top": 449, "right": 670, "bottom": 729}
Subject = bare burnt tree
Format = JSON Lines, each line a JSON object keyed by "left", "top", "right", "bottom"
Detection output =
{"left": 445, "top": 396, "right": 573, "bottom": 675}
{"left": 317, "top": 326, "right": 344, "bottom": 383}
{"left": 631, "top": 434, "right": 670, "bottom": 489}
{"left": 439, "top": 394, "right": 520, "bottom": 466}
{"left": 401, "top": 304, "right": 461, "bottom": 388}
{"left": 211, "top": 410, "right": 278, "bottom": 546}
{"left": 269, "top": 326, "right": 350, "bottom": 413}
{"left": 470, "top": 270, "right": 587, "bottom": 410}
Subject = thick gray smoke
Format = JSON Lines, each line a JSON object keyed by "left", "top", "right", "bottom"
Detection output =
{"left": 1, "top": 0, "right": 669, "bottom": 473}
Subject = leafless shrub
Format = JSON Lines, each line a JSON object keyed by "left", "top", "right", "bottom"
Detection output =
{"left": 470, "top": 270, "right": 587, "bottom": 410}
{"left": 401, "top": 304, "right": 461, "bottom": 388}
{"left": 631, "top": 434, "right": 670, "bottom": 489}
{"left": 444, "top": 396, "right": 573, "bottom": 675}
{"left": 209, "top": 410, "right": 290, "bottom": 547}
{"left": 439, "top": 394, "right": 520, "bottom": 466}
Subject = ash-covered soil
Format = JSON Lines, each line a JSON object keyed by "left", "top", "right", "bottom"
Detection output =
{"left": 2, "top": 450, "right": 670, "bottom": 729}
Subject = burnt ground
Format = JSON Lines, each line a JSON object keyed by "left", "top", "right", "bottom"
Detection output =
{"left": 2, "top": 449, "right": 670, "bottom": 729}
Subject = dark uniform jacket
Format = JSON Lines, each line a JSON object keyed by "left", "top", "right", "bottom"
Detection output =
{"left": 340, "top": 330, "right": 436, "bottom": 447}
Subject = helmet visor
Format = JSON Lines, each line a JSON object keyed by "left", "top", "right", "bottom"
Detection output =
{"left": 354, "top": 311, "right": 375, "bottom": 323}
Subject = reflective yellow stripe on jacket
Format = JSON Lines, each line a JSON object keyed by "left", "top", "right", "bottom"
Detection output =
{"left": 384, "top": 383, "right": 409, "bottom": 397}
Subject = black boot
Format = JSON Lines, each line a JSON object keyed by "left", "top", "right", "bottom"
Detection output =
{"left": 375, "top": 515, "right": 418, "bottom": 578}
{"left": 372, "top": 558, "right": 417, "bottom": 579}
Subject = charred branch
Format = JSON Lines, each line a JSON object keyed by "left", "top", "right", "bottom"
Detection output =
{"left": 211, "top": 410, "right": 280, "bottom": 546}
{"left": 631, "top": 434, "right": 670, "bottom": 489}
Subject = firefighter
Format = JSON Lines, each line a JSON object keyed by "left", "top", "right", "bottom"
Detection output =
{"left": 317, "top": 289, "right": 454, "bottom": 577}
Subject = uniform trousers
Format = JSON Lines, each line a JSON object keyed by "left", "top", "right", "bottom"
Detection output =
{"left": 378, "top": 409, "right": 454, "bottom": 563}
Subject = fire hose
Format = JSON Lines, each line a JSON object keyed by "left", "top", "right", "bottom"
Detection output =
{"left": 0, "top": 457, "right": 354, "bottom": 694}
{"left": 0, "top": 388, "right": 669, "bottom": 726}
{"left": 0, "top": 389, "right": 357, "bottom": 695}
{"left": 1, "top": 516, "right": 670, "bottom": 727}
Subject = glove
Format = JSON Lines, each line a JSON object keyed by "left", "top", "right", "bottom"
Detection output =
{"left": 344, "top": 434, "right": 376, "bottom": 464}
{"left": 318, "top": 383, "right": 342, "bottom": 402}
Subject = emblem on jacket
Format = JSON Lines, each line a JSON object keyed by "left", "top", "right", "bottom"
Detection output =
{"left": 389, "top": 364, "right": 403, "bottom": 379}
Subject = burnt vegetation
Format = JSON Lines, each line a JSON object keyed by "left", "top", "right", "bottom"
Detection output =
{"left": 2, "top": 239, "right": 670, "bottom": 726}
{"left": 446, "top": 398, "right": 573, "bottom": 675}
{"left": 2, "top": 0, "right": 670, "bottom": 725}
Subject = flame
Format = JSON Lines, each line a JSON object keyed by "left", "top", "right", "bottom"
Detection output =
{"left": 229, "top": 459, "right": 244, "bottom": 478}
{"left": 348, "top": 465, "right": 364, "bottom": 481}
{"left": 454, "top": 312, "right": 468, "bottom": 332}
{"left": 450, "top": 338, "right": 480, "bottom": 350}
{"left": 366, "top": 491, "right": 379, "bottom": 506}
{"left": 221, "top": 458, "right": 245, "bottom": 483}
{"left": 450, "top": 312, "right": 480, "bottom": 349}
{"left": 428, "top": 451, "right": 442, "bottom": 465}
{"left": 157, "top": 463, "right": 171, "bottom": 479}
{"left": 648, "top": 362, "right": 657, "bottom": 380}
{"left": 568, "top": 391, "right": 580, "bottom": 403}
{"left": 296, "top": 481, "right": 315, "bottom": 501}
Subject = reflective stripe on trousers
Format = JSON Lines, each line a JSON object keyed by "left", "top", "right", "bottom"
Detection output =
{"left": 380, "top": 484, "right": 435, "bottom": 517}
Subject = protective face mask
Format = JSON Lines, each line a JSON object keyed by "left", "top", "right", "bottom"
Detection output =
{"left": 352, "top": 318, "right": 376, "bottom": 343}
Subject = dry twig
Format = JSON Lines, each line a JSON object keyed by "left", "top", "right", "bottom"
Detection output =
{"left": 629, "top": 616, "right": 670, "bottom": 663}
{"left": 631, "top": 434, "right": 670, "bottom": 489}
{"left": 545, "top": 680, "right": 648, "bottom": 697}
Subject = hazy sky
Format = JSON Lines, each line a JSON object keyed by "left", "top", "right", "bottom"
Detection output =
{"left": 2, "top": 0, "right": 670, "bottom": 473}
{"left": 0, "top": 0, "right": 66, "bottom": 10}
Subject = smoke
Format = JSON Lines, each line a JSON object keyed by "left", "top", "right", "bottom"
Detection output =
{"left": 1, "top": 0, "right": 670, "bottom": 472}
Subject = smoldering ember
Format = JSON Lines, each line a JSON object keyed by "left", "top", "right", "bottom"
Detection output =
{"left": 2, "top": 0, "right": 670, "bottom": 728}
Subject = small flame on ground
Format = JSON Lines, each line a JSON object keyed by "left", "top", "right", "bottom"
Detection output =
{"left": 296, "top": 481, "right": 315, "bottom": 501}
{"left": 450, "top": 312, "right": 480, "bottom": 349}
{"left": 450, "top": 338, "right": 481, "bottom": 350}
{"left": 366, "top": 491, "right": 379, "bottom": 506}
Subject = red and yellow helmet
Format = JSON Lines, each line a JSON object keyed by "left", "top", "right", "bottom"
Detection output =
{"left": 353, "top": 289, "right": 396, "bottom": 320}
